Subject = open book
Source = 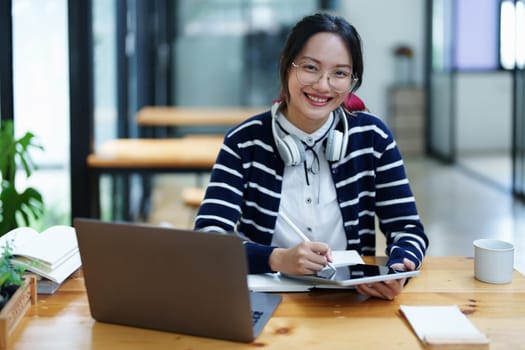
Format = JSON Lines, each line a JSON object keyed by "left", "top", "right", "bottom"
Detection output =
{"left": 248, "top": 250, "right": 364, "bottom": 292}
{"left": 0, "top": 225, "right": 81, "bottom": 293}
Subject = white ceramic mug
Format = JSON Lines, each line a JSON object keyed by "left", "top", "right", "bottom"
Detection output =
{"left": 473, "top": 239, "right": 514, "bottom": 284}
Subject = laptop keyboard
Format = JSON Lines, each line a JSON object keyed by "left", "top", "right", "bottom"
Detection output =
{"left": 252, "top": 310, "right": 264, "bottom": 325}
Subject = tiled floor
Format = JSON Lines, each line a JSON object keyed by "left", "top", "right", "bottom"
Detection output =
{"left": 147, "top": 156, "right": 525, "bottom": 274}
{"left": 403, "top": 156, "right": 524, "bottom": 274}
{"left": 457, "top": 153, "right": 512, "bottom": 192}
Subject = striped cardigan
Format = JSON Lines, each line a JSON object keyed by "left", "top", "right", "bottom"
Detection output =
{"left": 194, "top": 109, "right": 428, "bottom": 273}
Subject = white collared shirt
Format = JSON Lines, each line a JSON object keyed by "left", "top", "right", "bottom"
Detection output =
{"left": 271, "top": 112, "right": 347, "bottom": 250}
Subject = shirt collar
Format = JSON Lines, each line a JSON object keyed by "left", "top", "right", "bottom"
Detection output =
{"left": 276, "top": 112, "right": 335, "bottom": 148}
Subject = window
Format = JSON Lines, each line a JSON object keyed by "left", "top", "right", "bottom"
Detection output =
{"left": 12, "top": 0, "right": 70, "bottom": 228}
{"left": 501, "top": 0, "right": 525, "bottom": 69}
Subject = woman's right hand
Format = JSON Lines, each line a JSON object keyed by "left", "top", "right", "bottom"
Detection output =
{"left": 269, "top": 241, "right": 333, "bottom": 275}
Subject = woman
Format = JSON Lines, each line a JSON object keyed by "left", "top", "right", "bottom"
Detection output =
{"left": 194, "top": 13, "right": 428, "bottom": 300}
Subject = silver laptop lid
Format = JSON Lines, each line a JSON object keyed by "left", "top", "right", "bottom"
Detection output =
{"left": 73, "top": 218, "right": 280, "bottom": 342}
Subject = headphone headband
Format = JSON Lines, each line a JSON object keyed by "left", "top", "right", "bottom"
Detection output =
{"left": 271, "top": 102, "right": 349, "bottom": 165}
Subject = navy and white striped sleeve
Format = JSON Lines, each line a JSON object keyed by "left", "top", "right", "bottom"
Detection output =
{"left": 373, "top": 120, "right": 428, "bottom": 268}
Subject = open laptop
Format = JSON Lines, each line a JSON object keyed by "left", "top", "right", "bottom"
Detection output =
{"left": 73, "top": 218, "right": 282, "bottom": 343}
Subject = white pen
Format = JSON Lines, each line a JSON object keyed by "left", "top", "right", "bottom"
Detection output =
{"left": 279, "top": 211, "right": 336, "bottom": 272}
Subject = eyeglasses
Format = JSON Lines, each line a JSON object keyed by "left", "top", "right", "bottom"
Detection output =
{"left": 291, "top": 61, "right": 359, "bottom": 93}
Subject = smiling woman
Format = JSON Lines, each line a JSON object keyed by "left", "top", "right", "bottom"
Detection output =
{"left": 194, "top": 13, "right": 428, "bottom": 301}
{"left": 284, "top": 32, "right": 356, "bottom": 132}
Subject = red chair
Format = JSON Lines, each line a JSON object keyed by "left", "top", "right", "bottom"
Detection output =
{"left": 344, "top": 94, "right": 367, "bottom": 112}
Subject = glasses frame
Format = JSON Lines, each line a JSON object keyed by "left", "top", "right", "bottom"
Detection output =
{"left": 291, "top": 61, "right": 359, "bottom": 94}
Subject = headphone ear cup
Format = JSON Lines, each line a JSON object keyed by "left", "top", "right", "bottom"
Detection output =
{"left": 325, "top": 130, "right": 344, "bottom": 161}
{"left": 278, "top": 135, "right": 305, "bottom": 166}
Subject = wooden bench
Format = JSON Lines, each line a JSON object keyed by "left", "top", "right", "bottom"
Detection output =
{"left": 181, "top": 187, "right": 206, "bottom": 209}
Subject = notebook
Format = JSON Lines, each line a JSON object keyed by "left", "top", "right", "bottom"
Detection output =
{"left": 400, "top": 305, "right": 489, "bottom": 348}
{"left": 73, "top": 218, "right": 282, "bottom": 343}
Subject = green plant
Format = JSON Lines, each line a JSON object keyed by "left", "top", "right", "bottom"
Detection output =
{"left": 0, "top": 243, "right": 24, "bottom": 288}
{"left": 0, "top": 120, "right": 44, "bottom": 236}
{"left": 0, "top": 242, "right": 25, "bottom": 309}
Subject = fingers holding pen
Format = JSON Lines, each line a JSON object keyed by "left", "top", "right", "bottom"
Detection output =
{"left": 289, "top": 241, "right": 332, "bottom": 274}
{"left": 304, "top": 241, "right": 334, "bottom": 269}
{"left": 306, "top": 240, "right": 333, "bottom": 261}
{"left": 276, "top": 212, "right": 334, "bottom": 272}
{"left": 269, "top": 241, "right": 332, "bottom": 275}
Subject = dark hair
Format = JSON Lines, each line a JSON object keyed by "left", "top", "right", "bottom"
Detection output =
{"left": 279, "top": 13, "right": 363, "bottom": 107}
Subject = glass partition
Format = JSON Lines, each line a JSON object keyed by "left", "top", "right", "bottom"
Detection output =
{"left": 428, "top": 0, "right": 455, "bottom": 161}
{"left": 173, "top": 0, "right": 317, "bottom": 107}
{"left": 513, "top": 0, "right": 525, "bottom": 198}
{"left": 454, "top": 0, "right": 511, "bottom": 191}
{"left": 430, "top": 0, "right": 514, "bottom": 194}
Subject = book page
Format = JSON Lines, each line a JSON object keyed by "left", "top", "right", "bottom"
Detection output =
{"left": 14, "top": 251, "right": 81, "bottom": 284}
{"left": 1, "top": 225, "right": 81, "bottom": 285}
{"left": 10, "top": 226, "right": 78, "bottom": 268}
{"left": 0, "top": 227, "right": 41, "bottom": 252}
{"left": 12, "top": 247, "right": 79, "bottom": 274}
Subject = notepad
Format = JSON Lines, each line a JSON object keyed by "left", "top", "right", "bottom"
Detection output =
{"left": 400, "top": 305, "right": 489, "bottom": 349}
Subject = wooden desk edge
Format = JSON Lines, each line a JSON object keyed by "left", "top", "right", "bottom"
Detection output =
{"left": 12, "top": 257, "right": 525, "bottom": 349}
{"left": 86, "top": 137, "right": 223, "bottom": 169}
{"left": 136, "top": 106, "right": 266, "bottom": 126}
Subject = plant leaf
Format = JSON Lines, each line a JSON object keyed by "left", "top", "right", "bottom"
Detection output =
{"left": 0, "top": 182, "right": 44, "bottom": 235}
{"left": 0, "top": 120, "right": 45, "bottom": 236}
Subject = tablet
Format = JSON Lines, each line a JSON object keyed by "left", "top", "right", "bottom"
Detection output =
{"left": 282, "top": 264, "right": 420, "bottom": 287}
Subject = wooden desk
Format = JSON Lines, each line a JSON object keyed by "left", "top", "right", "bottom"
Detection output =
{"left": 87, "top": 136, "right": 223, "bottom": 219}
{"left": 87, "top": 136, "right": 224, "bottom": 170}
{"left": 137, "top": 106, "right": 265, "bottom": 127}
{"left": 9, "top": 257, "right": 525, "bottom": 349}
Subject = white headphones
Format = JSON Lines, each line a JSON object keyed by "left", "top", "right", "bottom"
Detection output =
{"left": 271, "top": 102, "right": 349, "bottom": 166}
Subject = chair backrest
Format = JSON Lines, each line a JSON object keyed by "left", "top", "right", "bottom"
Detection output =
{"left": 344, "top": 93, "right": 367, "bottom": 112}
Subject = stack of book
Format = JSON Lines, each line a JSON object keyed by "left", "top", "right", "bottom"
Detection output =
{"left": 0, "top": 225, "right": 81, "bottom": 294}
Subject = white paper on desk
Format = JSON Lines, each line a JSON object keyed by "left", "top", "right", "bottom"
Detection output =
{"left": 400, "top": 305, "right": 489, "bottom": 345}
{"left": 330, "top": 250, "right": 363, "bottom": 267}
{"left": 248, "top": 250, "right": 364, "bottom": 292}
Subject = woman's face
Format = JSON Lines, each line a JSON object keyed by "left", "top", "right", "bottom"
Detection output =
{"left": 284, "top": 32, "right": 353, "bottom": 133}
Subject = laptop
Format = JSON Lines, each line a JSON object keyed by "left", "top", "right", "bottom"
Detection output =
{"left": 73, "top": 218, "right": 282, "bottom": 343}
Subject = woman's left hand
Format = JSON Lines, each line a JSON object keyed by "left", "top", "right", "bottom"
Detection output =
{"left": 354, "top": 258, "right": 416, "bottom": 300}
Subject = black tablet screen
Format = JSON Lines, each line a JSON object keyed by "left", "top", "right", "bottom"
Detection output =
{"left": 315, "top": 264, "right": 395, "bottom": 281}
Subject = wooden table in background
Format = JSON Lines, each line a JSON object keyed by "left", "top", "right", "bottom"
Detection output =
{"left": 136, "top": 106, "right": 266, "bottom": 127}
{"left": 8, "top": 257, "right": 525, "bottom": 349}
{"left": 87, "top": 136, "right": 224, "bottom": 169}
{"left": 86, "top": 135, "right": 224, "bottom": 218}
{"left": 137, "top": 106, "right": 266, "bottom": 138}
{"left": 91, "top": 106, "right": 266, "bottom": 219}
